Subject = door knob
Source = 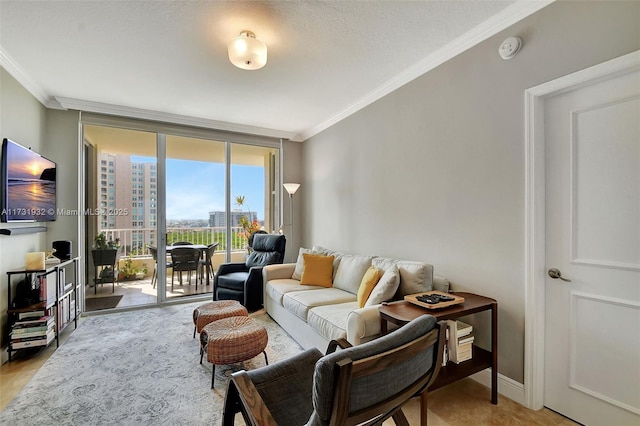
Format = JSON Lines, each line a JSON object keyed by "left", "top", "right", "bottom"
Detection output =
{"left": 548, "top": 268, "right": 571, "bottom": 282}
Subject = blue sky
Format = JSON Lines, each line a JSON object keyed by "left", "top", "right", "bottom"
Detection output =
{"left": 132, "top": 156, "right": 264, "bottom": 221}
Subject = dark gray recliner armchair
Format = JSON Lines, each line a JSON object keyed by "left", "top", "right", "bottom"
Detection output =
{"left": 213, "top": 233, "right": 286, "bottom": 311}
{"left": 222, "top": 314, "right": 446, "bottom": 426}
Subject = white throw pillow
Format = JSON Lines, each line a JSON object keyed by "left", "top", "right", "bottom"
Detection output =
{"left": 291, "top": 247, "right": 313, "bottom": 280}
{"left": 365, "top": 264, "right": 400, "bottom": 306}
{"left": 333, "top": 255, "right": 373, "bottom": 294}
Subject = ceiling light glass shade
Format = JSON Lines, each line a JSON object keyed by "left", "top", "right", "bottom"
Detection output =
{"left": 228, "top": 31, "right": 267, "bottom": 70}
{"left": 283, "top": 183, "right": 300, "bottom": 195}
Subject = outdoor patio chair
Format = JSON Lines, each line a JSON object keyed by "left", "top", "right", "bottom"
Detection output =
{"left": 222, "top": 314, "right": 446, "bottom": 426}
{"left": 199, "top": 242, "right": 220, "bottom": 285}
{"left": 170, "top": 246, "right": 202, "bottom": 292}
{"left": 148, "top": 245, "right": 172, "bottom": 289}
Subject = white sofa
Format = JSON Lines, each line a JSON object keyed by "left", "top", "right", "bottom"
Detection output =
{"left": 263, "top": 246, "right": 449, "bottom": 352}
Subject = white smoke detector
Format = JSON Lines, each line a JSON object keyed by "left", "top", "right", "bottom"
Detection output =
{"left": 499, "top": 36, "right": 522, "bottom": 60}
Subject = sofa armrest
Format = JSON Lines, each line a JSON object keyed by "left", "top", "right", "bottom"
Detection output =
{"left": 346, "top": 305, "right": 382, "bottom": 346}
{"left": 263, "top": 263, "right": 296, "bottom": 281}
{"left": 433, "top": 275, "right": 450, "bottom": 293}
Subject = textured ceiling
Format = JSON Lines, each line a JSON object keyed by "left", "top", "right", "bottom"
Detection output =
{"left": 0, "top": 1, "right": 549, "bottom": 141}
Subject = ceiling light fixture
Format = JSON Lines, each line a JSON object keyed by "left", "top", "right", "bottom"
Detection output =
{"left": 228, "top": 30, "right": 267, "bottom": 70}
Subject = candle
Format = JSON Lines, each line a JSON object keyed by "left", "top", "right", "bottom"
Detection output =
{"left": 25, "top": 252, "right": 45, "bottom": 271}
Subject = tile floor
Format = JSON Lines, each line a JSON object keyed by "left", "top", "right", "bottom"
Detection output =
{"left": 86, "top": 275, "right": 213, "bottom": 310}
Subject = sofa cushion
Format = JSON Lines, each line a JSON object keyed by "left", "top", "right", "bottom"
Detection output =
{"left": 307, "top": 302, "right": 357, "bottom": 342}
{"left": 365, "top": 264, "right": 400, "bottom": 306}
{"left": 395, "top": 261, "right": 434, "bottom": 297}
{"left": 333, "top": 255, "right": 374, "bottom": 295}
{"left": 217, "top": 271, "right": 249, "bottom": 291}
{"left": 372, "top": 257, "right": 397, "bottom": 272}
{"left": 357, "top": 266, "right": 383, "bottom": 308}
{"left": 283, "top": 288, "right": 356, "bottom": 321}
{"left": 292, "top": 247, "right": 313, "bottom": 280}
{"left": 300, "top": 254, "right": 334, "bottom": 287}
{"left": 266, "top": 279, "right": 324, "bottom": 306}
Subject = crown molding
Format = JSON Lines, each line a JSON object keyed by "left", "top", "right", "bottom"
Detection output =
{"left": 0, "top": 46, "right": 51, "bottom": 106}
{"left": 54, "top": 97, "right": 297, "bottom": 141}
{"left": 294, "top": 0, "right": 555, "bottom": 142}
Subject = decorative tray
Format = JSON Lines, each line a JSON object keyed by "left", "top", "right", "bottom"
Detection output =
{"left": 404, "top": 290, "right": 465, "bottom": 310}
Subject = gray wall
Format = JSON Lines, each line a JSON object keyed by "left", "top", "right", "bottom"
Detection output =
{"left": 0, "top": 69, "right": 48, "bottom": 349}
{"left": 301, "top": 1, "right": 640, "bottom": 383}
{"left": 0, "top": 68, "right": 80, "bottom": 352}
{"left": 42, "top": 109, "right": 81, "bottom": 254}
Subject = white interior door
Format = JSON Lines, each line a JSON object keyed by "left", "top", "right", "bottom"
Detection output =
{"left": 543, "top": 66, "right": 640, "bottom": 425}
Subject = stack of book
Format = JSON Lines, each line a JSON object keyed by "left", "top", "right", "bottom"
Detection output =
{"left": 445, "top": 320, "right": 474, "bottom": 364}
{"left": 10, "top": 311, "right": 55, "bottom": 350}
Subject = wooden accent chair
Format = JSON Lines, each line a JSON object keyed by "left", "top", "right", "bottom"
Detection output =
{"left": 222, "top": 314, "right": 446, "bottom": 426}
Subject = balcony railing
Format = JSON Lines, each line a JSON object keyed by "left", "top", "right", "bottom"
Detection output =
{"left": 99, "top": 226, "right": 250, "bottom": 258}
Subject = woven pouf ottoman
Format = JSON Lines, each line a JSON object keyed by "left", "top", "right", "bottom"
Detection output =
{"left": 200, "top": 316, "right": 269, "bottom": 388}
{"left": 192, "top": 300, "right": 248, "bottom": 338}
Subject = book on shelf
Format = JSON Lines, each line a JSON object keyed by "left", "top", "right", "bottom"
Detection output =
{"left": 13, "top": 314, "right": 54, "bottom": 327}
{"left": 11, "top": 329, "right": 55, "bottom": 349}
{"left": 11, "top": 321, "right": 55, "bottom": 339}
{"left": 17, "top": 310, "right": 46, "bottom": 320}
{"left": 446, "top": 320, "right": 475, "bottom": 364}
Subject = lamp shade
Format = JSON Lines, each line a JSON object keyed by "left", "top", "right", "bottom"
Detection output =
{"left": 228, "top": 31, "right": 267, "bottom": 70}
{"left": 283, "top": 183, "right": 300, "bottom": 195}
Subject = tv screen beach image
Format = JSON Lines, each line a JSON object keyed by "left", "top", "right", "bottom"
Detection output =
{"left": 4, "top": 139, "right": 56, "bottom": 221}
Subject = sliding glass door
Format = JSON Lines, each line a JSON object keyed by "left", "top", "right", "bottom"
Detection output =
{"left": 82, "top": 118, "right": 281, "bottom": 310}
{"left": 83, "top": 125, "right": 158, "bottom": 310}
{"left": 164, "top": 134, "right": 225, "bottom": 299}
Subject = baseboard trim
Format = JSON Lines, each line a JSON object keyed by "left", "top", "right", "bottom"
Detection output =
{"left": 470, "top": 368, "right": 526, "bottom": 407}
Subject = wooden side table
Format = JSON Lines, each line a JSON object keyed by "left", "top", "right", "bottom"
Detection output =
{"left": 379, "top": 292, "right": 498, "bottom": 404}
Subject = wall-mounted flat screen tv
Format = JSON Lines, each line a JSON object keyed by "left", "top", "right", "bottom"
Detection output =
{"left": 1, "top": 138, "right": 56, "bottom": 222}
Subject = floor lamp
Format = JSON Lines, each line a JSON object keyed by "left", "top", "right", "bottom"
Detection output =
{"left": 283, "top": 183, "right": 300, "bottom": 261}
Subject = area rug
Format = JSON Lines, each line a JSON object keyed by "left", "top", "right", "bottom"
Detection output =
{"left": 85, "top": 295, "right": 123, "bottom": 311}
{"left": 0, "top": 302, "right": 304, "bottom": 425}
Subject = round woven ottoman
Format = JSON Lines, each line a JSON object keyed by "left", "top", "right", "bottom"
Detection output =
{"left": 192, "top": 300, "right": 248, "bottom": 338}
{"left": 200, "top": 316, "right": 269, "bottom": 388}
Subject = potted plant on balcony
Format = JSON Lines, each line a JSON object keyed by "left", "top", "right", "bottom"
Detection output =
{"left": 118, "top": 255, "right": 148, "bottom": 281}
{"left": 91, "top": 232, "right": 119, "bottom": 283}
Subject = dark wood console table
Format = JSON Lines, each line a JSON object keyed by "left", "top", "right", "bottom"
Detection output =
{"left": 379, "top": 292, "right": 498, "bottom": 404}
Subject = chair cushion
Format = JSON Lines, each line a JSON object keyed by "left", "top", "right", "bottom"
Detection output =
{"left": 217, "top": 271, "right": 250, "bottom": 291}
{"left": 312, "top": 315, "right": 437, "bottom": 422}
{"left": 253, "top": 233, "right": 286, "bottom": 253}
{"left": 246, "top": 250, "right": 280, "bottom": 267}
{"left": 246, "top": 348, "right": 323, "bottom": 426}
{"left": 300, "top": 254, "right": 334, "bottom": 287}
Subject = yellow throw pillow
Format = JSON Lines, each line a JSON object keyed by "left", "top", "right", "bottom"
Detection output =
{"left": 357, "top": 266, "right": 383, "bottom": 308}
{"left": 300, "top": 254, "right": 335, "bottom": 287}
